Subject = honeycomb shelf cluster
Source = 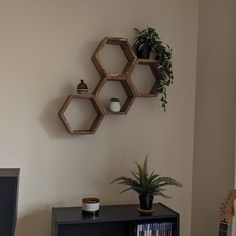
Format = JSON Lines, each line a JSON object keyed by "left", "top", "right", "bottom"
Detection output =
{"left": 58, "top": 37, "right": 161, "bottom": 135}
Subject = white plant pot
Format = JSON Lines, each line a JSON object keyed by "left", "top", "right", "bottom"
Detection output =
{"left": 109, "top": 102, "right": 121, "bottom": 112}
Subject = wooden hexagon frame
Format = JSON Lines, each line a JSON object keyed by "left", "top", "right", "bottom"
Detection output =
{"left": 93, "top": 78, "right": 136, "bottom": 115}
{"left": 58, "top": 37, "right": 165, "bottom": 135}
{"left": 58, "top": 94, "right": 104, "bottom": 134}
{"left": 91, "top": 37, "right": 137, "bottom": 80}
{"left": 129, "top": 59, "right": 161, "bottom": 97}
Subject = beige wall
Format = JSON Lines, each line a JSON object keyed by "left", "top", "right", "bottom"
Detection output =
{"left": 0, "top": 1, "right": 198, "bottom": 236}
{"left": 191, "top": 0, "right": 236, "bottom": 235}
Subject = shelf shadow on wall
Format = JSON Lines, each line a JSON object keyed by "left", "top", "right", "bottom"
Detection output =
{"left": 39, "top": 40, "right": 103, "bottom": 140}
{"left": 76, "top": 39, "right": 105, "bottom": 89}
{"left": 38, "top": 84, "right": 82, "bottom": 140}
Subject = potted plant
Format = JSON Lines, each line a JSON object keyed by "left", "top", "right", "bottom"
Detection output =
{"left": 109, "top": 97, "right": 121, "bottom": 112}
{"left": 111, "top": 157, "right": 182, "bottom": 211}
{"left": 133, "top": 27, "right": 159, "bottom": 59}
{"left": 134, "top": 26, "right": 174, "bottom": 111}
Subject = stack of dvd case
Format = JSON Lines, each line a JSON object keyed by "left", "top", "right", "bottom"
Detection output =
{"left": 133, "top": 222, "right": 173, "bottom": 236}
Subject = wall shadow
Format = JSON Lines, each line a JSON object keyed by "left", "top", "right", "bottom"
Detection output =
{"left": 39, "top": 40, "right": 100, "bottom": 140}
{"left": 76, "top": 39, "right": 102, "bottom": 93}
{"left": 38, "top": 83, "right": 84, "bottom": 140}
{"left": 15, "top": 209, "right": 51, "bottom": 236}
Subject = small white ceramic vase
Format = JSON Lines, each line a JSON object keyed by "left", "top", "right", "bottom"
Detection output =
{"left": 109, "top": 101, "right": 121, "bottom": 112}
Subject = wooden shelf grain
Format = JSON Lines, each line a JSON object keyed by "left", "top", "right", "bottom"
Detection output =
{"left": 58, "top": 37, "right": 164, "bottom": 134}
{"left": 129, "top": 59, "right": 161, "bottom": 97}
{"left": 91, "top": 37, "right": 137, "bottom": 79}
{"left": 58, "top": 94, "right": 105, "bottom": 135}
{"left": 93, "top": 78, "right": 136, "bottom": 115}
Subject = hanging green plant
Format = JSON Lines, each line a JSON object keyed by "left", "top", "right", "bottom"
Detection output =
{"left": 134, "top": 26, "right": 174, "bottom": 111}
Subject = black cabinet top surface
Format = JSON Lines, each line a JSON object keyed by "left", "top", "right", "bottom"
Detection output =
{"left": 52, "top": 203, "right": 179, "bottom": 224}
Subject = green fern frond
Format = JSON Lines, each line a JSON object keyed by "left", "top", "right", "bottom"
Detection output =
{"left": 130, "top": 171, "right": 139, "bottom": 182}
{"left": 111, "top": 157, "right": 183, "bottom": 198}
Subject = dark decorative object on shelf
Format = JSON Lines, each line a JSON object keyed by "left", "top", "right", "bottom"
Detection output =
{"left": 134, "top": 27, "right": 174, "bottom": 111}
{"left": 111, "top": 157, "right": 182, "bottom": 213}
{"left": 77, "top": 80, "right": 88, "bottom": 94}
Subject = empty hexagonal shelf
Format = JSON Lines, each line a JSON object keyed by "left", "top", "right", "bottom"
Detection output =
{"left": 91, "top": 37, "right": 137, "bottom": 80}
{"left": 93, "top": 79, "right": 136, "bottom": 115}
{"left": 129, "top": 59, "right": 161, "bottom": 97}
{"left": 58, "top": 94, "right": 104, "bottom": 134}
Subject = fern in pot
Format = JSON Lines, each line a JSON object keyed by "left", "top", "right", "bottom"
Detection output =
{"left": 111, "top": 157, "right": 183, "bottom": 211}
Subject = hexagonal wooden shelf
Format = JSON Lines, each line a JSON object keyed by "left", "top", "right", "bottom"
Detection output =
{"left": 129, "top": 59, "right": 162, "bottom": 97}
{"left": 58, "top": 94, "right": 104, "bottom": 134}
{"left": 93, "top": 78, "right": 136, "bottom": 115}
{"left": 91, "top": 37, "right": 137, "bottom": 80}
{"left": 58, "top": 38, "right": 166, "bottom": 135}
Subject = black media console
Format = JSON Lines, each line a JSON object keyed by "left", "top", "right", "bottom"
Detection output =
{"left": 51, "top": 203, "right": 179, "bottom": 236}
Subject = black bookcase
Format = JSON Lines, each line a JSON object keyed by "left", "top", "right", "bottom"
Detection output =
{"left": 0, "top": 168, "right": 20, "bottom": 236}
{"left": 51, "top": 203, "right": 179, "bottom": 236}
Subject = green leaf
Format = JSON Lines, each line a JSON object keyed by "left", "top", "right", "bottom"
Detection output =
{"left": 130, "top": 170, "right": 139, "bottom": 181}
{"left": 111, "top": 157, "right": 182, "bottom": 196}
{"left": 143, "top": 156, "right": 148, "bottom": 175}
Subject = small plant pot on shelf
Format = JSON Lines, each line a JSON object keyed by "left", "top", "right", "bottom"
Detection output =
{"left": 109, "top": 97, "right": 121, "bottom": 112}
{"left": 136, "top": 45, "right": 151, "bottom": 59}
{"left": 109, "top": 102, "right": 121, "bottom": 112}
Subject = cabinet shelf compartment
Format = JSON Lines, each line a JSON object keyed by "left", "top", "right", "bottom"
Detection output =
{"left": 58, "top": 221, "right": 130, "bottom": 236}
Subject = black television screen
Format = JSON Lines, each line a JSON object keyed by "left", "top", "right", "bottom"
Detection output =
{"left": 0, "top": 169, "right": 20, "bottom": 236}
